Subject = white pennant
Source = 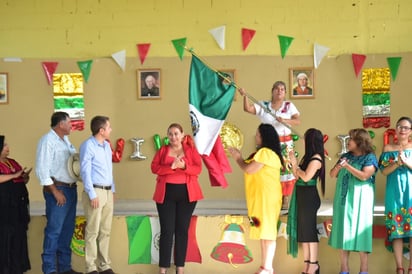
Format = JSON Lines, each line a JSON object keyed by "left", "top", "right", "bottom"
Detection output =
{"left": 313, "top": 43, "right": 330, "bottom": 69}
{"left": 209, "top": 25, "right": 226, "bottom": 50}
{"left": 111, "top": 49, "right": 126, "bottom": 71}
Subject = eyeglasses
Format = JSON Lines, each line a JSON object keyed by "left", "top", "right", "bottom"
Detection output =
{"left": 397, "top": 125, "right": 412, "bottom": 131}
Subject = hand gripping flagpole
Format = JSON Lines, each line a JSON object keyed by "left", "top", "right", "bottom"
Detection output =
{"left": 183, "top": 46, "right": 302, "bottom": 138}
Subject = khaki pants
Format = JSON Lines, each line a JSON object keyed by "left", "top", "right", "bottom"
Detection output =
{"left": 82, "top": 189, "right": 114, "bottom": 273}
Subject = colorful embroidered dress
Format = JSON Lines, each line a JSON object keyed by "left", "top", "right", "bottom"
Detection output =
{"left": 244, "top": 147, "right": 282, "bottom": 240}
{"left": 254, "top": 100, "right": 300, "bottom": 195}
{"left": 379, "top": 150, "right": 412, "bottom": 245}
{"left": 0, "top": 158, "right": 31, "bottom": 273}
{"left": 328, "top": 152, "right": 377, "bottom": 253}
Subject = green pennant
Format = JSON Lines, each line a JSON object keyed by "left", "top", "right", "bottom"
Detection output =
{"left": 171, "top": 38, "right": 187, "bottom": 60}
{"left": 387, "top": 57, "right": 402, "bottom": 81}
{"left": 77, "top": 60, "right": 93, "bottom": 83}
{"left": 277, "top": 35, "right": 294, "bottom": 59}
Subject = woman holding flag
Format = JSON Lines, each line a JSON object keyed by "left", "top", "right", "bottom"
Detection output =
{"left": 239, "top": 82, "right": 300, "bottom": 211}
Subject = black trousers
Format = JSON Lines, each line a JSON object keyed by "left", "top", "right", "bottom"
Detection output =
{"left": 156, "top": 183, "right": 197, "bottom": 268}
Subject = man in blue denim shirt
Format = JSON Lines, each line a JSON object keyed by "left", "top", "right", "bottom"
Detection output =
{"left": 35, "top": 111, "right": 82, "bottom": 274}
{"left": 80, "top": 115, "right": 115, "bottom": 274}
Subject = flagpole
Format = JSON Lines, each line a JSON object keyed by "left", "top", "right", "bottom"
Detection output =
{"left": 183, "top": 46, "right": 302, "bottom": 138}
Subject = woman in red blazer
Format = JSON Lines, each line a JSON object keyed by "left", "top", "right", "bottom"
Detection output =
{"left": 151, "top": 123, "right": 203, "bottom": 274}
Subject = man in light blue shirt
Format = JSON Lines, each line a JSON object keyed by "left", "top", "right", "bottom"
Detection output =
{"left": 80, "top": 115, "right": 115, "bottom": 274}
{"left": 35, "top": 111, "right": 82, "bottom": 274}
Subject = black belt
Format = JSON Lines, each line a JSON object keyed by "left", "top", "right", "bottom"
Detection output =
{"left": 93, "top": 184, "right": 112, "bottom": 190}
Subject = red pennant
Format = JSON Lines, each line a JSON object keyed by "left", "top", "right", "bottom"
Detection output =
{"left": 137, "top": 43, "right": 151, "bottom": 64}
{"left": 352, "top": 54, "right": 366, "bottom": 78}
{"left": 241, "top": 28, "right": 256, "bottom": 51}
{"left": 42, "top": 62, "right": 58, "bottom": 85}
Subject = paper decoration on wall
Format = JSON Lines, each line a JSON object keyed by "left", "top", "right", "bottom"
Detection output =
{"left": 77, "top": 60, "right": 93, "bottom": 83}
{"left": 126, "top": 215, "right": 201, "bottom": 264}
{"left": 313, "top": 43, "right": 329, "bottom": 69}
{"left": 220, "top": 122, "right": 243, "bottom": 156}
{"left": 42, "top": 62, "right": 59, "bottom": 85}
{"left": 111, "top": 49, "right": 126, "bottom": 71}
{"left": 71, "top": 216, "right": 86, "bottom": 256}
{"left": 387, "top": 57, "right": 402, "bottom": 81}
{"left": 241, "top": 28, "right": 256, "bottom": 51}
{"left": 209, "top": 25, "right": 226, "bottom": 50}
{"left": 277, "top": 35, "right": 294, "bottom": 59}
{"left": 53, "top": 73, "right": 85, "bottom": 131}
{"left": 171, "top": 37, "right": 187, "bottom": 60}
{"left": 130, "top": 137, "right": 147, "bottom": 160}
{"left": 211, "top": 215, "right": 253, "bottom": 267}
{"left": 317, "top": 219, "right": 332, "bottom": 238}
{"left": 137, "top": 43, "right": 151, "bottom": 64}
{"left": 361, "top": 68, "right": 391, "bottom": 128}
{"left": 352, "top": 54, "right": 367, "bottom": 78}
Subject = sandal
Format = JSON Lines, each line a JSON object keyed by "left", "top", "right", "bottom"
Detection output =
{"left": 397, "top": 267, "right": 405, "bottom": 274}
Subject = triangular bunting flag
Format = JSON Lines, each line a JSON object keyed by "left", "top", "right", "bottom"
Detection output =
{"left": 277, "top": 35, "right": 294, "bottom": 59}
{"left": 313, "top": 43, "right": 330, "bottom": 68}
{"left": 171, "top": 38, "right": 187, "bottom": 60}
{"left": 387, "top": 57, "right": 402, "bottom": 81}
{"left": 42, "top": 62, "right": 59, "bottom": 85}
{"left": 137, "top": 43, "right": 151, "bottom": 64}
{"left": 77, "top": 60, "right": 93, "bottom": 83}
{"left": 209, "top": 25, "right": 226, "bottom": 50}
{"left": 352, "top": 54, "right": 366, "bottom": 78}
{"left": 241, "top": 28, "right": 256, "bottom": 51}
{"left": 111, "top": 49, "right": 126, "bottom": 71}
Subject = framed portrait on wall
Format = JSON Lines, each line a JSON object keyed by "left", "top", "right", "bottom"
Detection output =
{"left": 0, "top": 73, "right": 8, "bottom": 104}
{"left": 289, "top": 67, "right": 315, "bottom": 99}
{"left": 219, "top": 69, "right": 237, "bottom": 100}
{"left": 137, "top": 69, "right": 161, "bottom": 99}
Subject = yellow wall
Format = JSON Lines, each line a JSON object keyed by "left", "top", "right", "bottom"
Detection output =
{"left": 0, "top": 54, "right": 411, "bottom": 203}
{"left": 1, "top": 1, "right": 412, "bottom": 273}
{"left": 1, "top": 0, "right": 412, "bottom": 58}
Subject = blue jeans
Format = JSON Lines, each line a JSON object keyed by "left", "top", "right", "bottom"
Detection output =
{"left": 42, "top": 186, "right": 77, "bottom": 274}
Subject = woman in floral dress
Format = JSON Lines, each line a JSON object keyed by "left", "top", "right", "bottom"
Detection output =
{"left": 379, "top": 117, "right": 412, "bottom": 274}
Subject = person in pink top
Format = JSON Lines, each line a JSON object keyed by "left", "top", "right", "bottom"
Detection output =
{"left": 151, "top": 123, "right": 203, "bottom": 274}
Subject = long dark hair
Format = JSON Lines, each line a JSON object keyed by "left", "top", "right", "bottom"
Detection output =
{"left": 254, "top": 123, "right": 284, "bottom": 168}
{"left": 300, "top": 128, "right": 325, "bottom": 196}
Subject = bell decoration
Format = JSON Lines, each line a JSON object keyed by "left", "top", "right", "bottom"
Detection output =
{"left": 210, "top": 223, "right": 253, "bottom": 267}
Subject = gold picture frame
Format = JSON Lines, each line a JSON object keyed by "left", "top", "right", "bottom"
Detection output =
{"left": 137, "top": 69, "right": 161, "bottom": 99}
{"left": 289, "top": 67, "right": 315, "bottom": 99}
{"left": 0, "top": 73, "right": 9, "bottom": 104}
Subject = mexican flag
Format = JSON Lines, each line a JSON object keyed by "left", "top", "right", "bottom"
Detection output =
{"left": 126, "top": 215, "right": 202, "bottom": 264}
{"left": 189, "top": 55, "right": 235, "bottom": 188}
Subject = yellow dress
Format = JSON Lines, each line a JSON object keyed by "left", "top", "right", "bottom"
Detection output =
{"left": 244, "top": 147, "right": 282, "bottom": 240}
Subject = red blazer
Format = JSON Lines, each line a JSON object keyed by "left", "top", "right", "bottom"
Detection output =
{"left": 151, "top": 143, "right": 203, "bottom": 203}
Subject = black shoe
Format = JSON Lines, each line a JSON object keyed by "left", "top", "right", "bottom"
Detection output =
{"left": 86, "top": 271, "right": 98, "bottom": 274}
{"left": 99, "top": 269, "right": 115, "bottom": 274}
{"left": 60, "top": 270, "right": 83, "bottom": 274}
